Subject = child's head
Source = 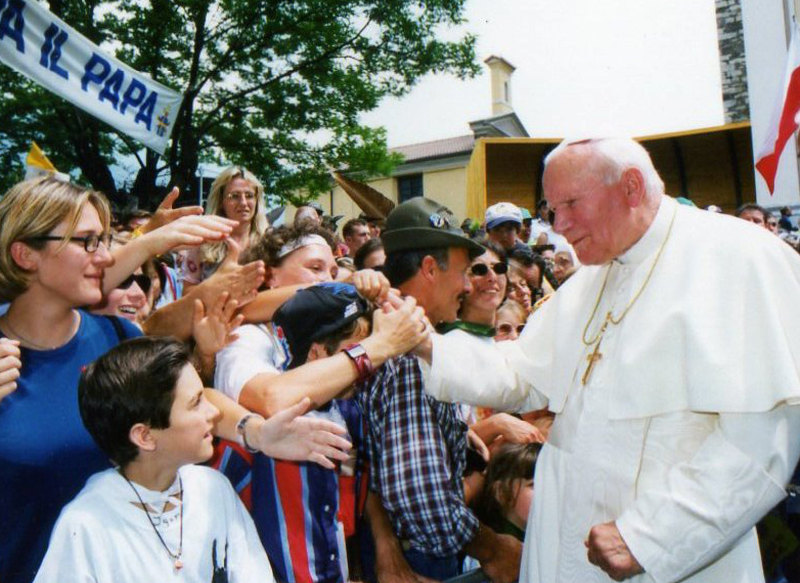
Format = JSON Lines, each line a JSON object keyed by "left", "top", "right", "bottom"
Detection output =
{"left": 474, "top": 442, "right": 541, "bottom": 537}
{"left": 79, "top": 337, "right": 219, "bottom": 469}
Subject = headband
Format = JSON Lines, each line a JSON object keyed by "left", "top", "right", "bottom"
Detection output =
{"left": 277, "top": 234, "right": 329, "bottom": 259}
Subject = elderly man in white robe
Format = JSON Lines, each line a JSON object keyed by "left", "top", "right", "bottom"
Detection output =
{"left": 416, "top": 138, "right": 800, "bottom": 583}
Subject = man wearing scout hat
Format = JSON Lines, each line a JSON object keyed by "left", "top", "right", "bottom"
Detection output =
{"left": 359, "top": 198, "right": 522, "bottom": 583}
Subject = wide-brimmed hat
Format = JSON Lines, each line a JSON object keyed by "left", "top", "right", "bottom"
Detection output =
{"left": 382, "top": 198, "right": 483, "bottom": 257}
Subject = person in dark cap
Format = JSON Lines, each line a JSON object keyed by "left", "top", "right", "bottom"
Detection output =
{"left": 213, "top": 282, "right": 427, "bottom": 583}
{"left": 360, "top": 197, "right": 522, "bottom": 583}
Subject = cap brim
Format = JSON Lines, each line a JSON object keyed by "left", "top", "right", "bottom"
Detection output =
{"left": 383, "top": 228, "right": 484, "bottom": 258}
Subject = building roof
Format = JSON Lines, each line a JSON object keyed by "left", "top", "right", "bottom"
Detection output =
{"left": 391, "top": 134, "right": 475, "bottom": 162}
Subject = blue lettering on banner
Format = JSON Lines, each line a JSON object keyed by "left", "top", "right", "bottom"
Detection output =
{"left": 119, "top": 78, "right": 146, "bottom": 114}
{"left": 82, "top": 52, "right": 159, "bottom": 131}
{"left": 81, "top": 52, "right": 109, "bottom": 90}
{"left": 135, "top": 92, "right": 156, "bottom": 130}
{"left": 0, "top": 0, "right": 25, "bottom": 54}
{"left": 98, "top": 68, "right": 124, "bottom": 109}
{"left": 39, "top": 23, "right": 69, "bottom": 79}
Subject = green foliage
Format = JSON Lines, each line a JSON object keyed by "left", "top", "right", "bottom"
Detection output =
{"left": 0, "top": 0, "right": 477, "bottom": 207}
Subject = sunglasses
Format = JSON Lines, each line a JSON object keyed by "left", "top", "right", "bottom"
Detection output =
{"left": 470, "top": 262, "right": 508, "bottom": 277}
{"left": 496, "top": 323, "right": 526, "bottom": 336}
{"left": 117, "top": 273, "right": 151, "bottom": 295}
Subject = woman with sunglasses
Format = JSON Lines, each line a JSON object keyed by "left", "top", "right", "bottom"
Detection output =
{"left": 439, "top": 241, "right": 544, "bottom": 458}
{"left": 90, "top": 269, "right": 152, "bottom": 326}
{"left": 182, "top": 166, "right": 268, "bottom": 289}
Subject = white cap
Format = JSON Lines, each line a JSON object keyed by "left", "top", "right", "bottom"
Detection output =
{"left": 485, "top": 202, "right": 522, "bottom": 230}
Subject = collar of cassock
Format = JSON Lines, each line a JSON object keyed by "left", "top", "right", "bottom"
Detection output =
{"left": 437, "top": 320, "right": 495, "bottom": 337}
{"left": 615, "top": 195, "right": 674, "bottom": 266}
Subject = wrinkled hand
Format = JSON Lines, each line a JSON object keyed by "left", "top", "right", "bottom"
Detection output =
{"left": 251, "top": 397, "right": 351, "bottom": 469}
{"left": 0, "top": 338, "right": 21, "bottom": 403}
{"left": 479, "top": 532, "right": 522, "bottom": 583}
{"left": 198, "top": 238, "right": 265, "bottom": 309}
{"left": 586, "top": 521, "right": 643, "bottom": 581}
{"left": 375, "top": 550, "right": 440, "bottom": 583}
{"left": 491, "top": 412, "right": 546, "bottom": 445}
{"left": 367, "top": 295, "right": 429, "bottom": 361}
{"left": 351, "top": 268, "right": 391, "bottom": 303}
{"left": 139, "top": 187, "right": 203, "bottom": 234}
{"left": 192, "top": 292, "right": 243, "bottom": 358}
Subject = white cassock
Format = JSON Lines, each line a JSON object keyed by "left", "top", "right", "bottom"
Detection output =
{"left": 424, "top": 196, "right": 800, "bottom": 583}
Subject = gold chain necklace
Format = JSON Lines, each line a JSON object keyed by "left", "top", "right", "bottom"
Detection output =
{"left": 1, "top": 311, "right": 77, "bottom": 350}
{"left": 580, "top": 204, "right": 677, "bottom": 385}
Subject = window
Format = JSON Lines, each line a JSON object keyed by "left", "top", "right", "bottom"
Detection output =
{"left": 397, "top": 174, "right": 423, "bottom": 202}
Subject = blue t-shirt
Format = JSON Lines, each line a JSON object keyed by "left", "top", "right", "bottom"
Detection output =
{"left": 0, "top": 311, "right": 141, "bottom": 583}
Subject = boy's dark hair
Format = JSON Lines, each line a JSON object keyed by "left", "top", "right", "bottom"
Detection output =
{"left": 78, "top": 337, "right": 192, "bottom": 468}
{"left": 382, "top": 247, "right": 449, "bottom": 287}
{"left": 342, "top": 218, "right": 367, "bottom": 238}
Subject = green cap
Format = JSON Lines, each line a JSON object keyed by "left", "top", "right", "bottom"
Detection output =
{"left": 382, "top": 198, "right": 484, "bottom": 257}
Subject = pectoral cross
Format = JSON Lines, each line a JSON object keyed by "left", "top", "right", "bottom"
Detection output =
{"left": 582, "top": 315, "right": 610, "bottom": 386}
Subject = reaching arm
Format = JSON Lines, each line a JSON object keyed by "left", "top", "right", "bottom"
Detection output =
{"left": 602, "top": 404, "right": 800, "bottom": 583}
{"left": 206, "top": 390, "right": 350, "bottom": 469}
{"left": 234, "top": 296, "right": 427, "bottom": 417}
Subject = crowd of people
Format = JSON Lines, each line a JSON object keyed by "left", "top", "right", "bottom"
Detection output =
{"left": 1, "top": 137, "right": 799, "bottom": 583}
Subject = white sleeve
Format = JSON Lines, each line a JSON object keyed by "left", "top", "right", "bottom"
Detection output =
{"left": 616, "top": 403, "right": 800, "bottom": 583}
{"left": 423, "top": 331, "right": 548, "bottom": 413}
{"left": 214, "top": 324, "right": 281, "bottom": 402}
{"left": 33, "top": 510, "right": 99, "bottom": 583}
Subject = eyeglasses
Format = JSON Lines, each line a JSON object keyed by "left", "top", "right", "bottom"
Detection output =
{"left": 28, "top": 233, "right": 112, "bottom": 253}
{"left": 496, "top": 323, "right": 526, "bottom": 336}
{"left": 117, "top": 273, "right": 151, "bottom": 295}
{"left": 470, "top": 262, "right": 508, "bottom": 277}
{"left": 224, "top": 191, "right": 256, "bottom": 201}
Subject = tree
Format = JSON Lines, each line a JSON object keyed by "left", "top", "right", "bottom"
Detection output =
{"left": 0, "top": 0, "right": 478, "bottom": 209}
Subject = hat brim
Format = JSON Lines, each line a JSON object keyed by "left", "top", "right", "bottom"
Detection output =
{"left": 383, "top": 227, "right": 484, "bottom": 258}
{"left": 486, "top": 218, "right": 522, "bottom": 230}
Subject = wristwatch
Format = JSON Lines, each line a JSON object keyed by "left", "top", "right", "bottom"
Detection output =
{"left": 235, "top": 412, "right": 264, "bottom": 453}
{"left": 343, "top": 343, "right": 375, "bottom": 382}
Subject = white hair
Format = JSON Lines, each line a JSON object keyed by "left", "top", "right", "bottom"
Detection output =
{"left": 544, "top": 137, "right": 665, "bottom": 197}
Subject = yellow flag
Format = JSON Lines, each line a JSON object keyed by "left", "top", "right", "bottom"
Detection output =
{"left": 26, "top": 142, "right": 57, "bottom": 172}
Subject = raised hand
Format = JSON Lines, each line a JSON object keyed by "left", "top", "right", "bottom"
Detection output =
{"left": 139, "top": 187, "right": 203, "bottom": 234}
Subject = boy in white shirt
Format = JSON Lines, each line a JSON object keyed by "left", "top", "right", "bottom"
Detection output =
{"left": 34, "top": 337, "right": 276, "bottom": 583}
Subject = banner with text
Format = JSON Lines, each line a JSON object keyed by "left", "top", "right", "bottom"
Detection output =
{"left": 0, "top": 0, "right": 182, "bottom": 154}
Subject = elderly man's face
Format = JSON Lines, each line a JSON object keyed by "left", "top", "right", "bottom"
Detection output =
{"left": 544, "top": 151, "right": 634, "bottom": 265}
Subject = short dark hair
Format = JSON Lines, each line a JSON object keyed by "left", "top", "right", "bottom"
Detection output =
{"left": 735, "top": 203, "right": 768, "bottom": 221}
{"left": 342, "top": 218, "right": 367, "bottom": 239}
{"left": 471, "top": 237, "right": 507, "bottom": 263}
{"left": 383, "top": 247, "right": 449, "bottom": 287}
{"left": 354, "top": 238, "right": 384, "bottom": 270}
{"left": 78, "top": 337, "right": 192, "bottom": 468}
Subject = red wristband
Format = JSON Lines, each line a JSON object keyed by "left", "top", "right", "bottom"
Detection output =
{"left": 343, "top": 343, "right": 375, "bottom": 382}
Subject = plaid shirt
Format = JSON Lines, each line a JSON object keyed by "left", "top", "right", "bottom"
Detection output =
{"left": 359, "top": 354, "right": 479, "bottom": 557}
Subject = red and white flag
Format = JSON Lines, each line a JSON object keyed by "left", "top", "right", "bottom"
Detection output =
{"left": 756, "top": 22, "right": 800, "bottom": 194}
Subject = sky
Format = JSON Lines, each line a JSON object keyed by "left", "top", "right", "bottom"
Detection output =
{"left": 361, "top": 0, "right": 726, "bottom": 147}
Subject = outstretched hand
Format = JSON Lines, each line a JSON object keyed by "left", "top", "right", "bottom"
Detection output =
{"left": 351, "top": 268, "right": 391, "bottom": 304}
{"left": 251, "top": 397, "right": 351, "bottom": 469}
{"left": 139, "top": 187, "right": 203, "bottom": 234}
{"left": 192, "top": 292, "right": 244, "bottom": 358}
{"left": 197, "top": 238, "right": 265, "bottom": 309}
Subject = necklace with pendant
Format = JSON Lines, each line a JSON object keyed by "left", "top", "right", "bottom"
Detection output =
{"left": 579, "top": 204, "right": 677, "bottom": 386}
{"left": 120, "top": 471, "right": 184, "bottom": 571}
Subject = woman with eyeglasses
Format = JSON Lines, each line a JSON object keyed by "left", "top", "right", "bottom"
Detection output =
{"left": 182, "top": 166, "right": 268, "bottom": 289}
{"left": 0, "top": 177, "right": 351, "bottom": 583}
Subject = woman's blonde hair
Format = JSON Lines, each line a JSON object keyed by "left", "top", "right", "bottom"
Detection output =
{"left": 0, "top": 176, "right": 111, "bottom": 302}
{"left": 201, "top": 166, "right": 268, "bottom": 265}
